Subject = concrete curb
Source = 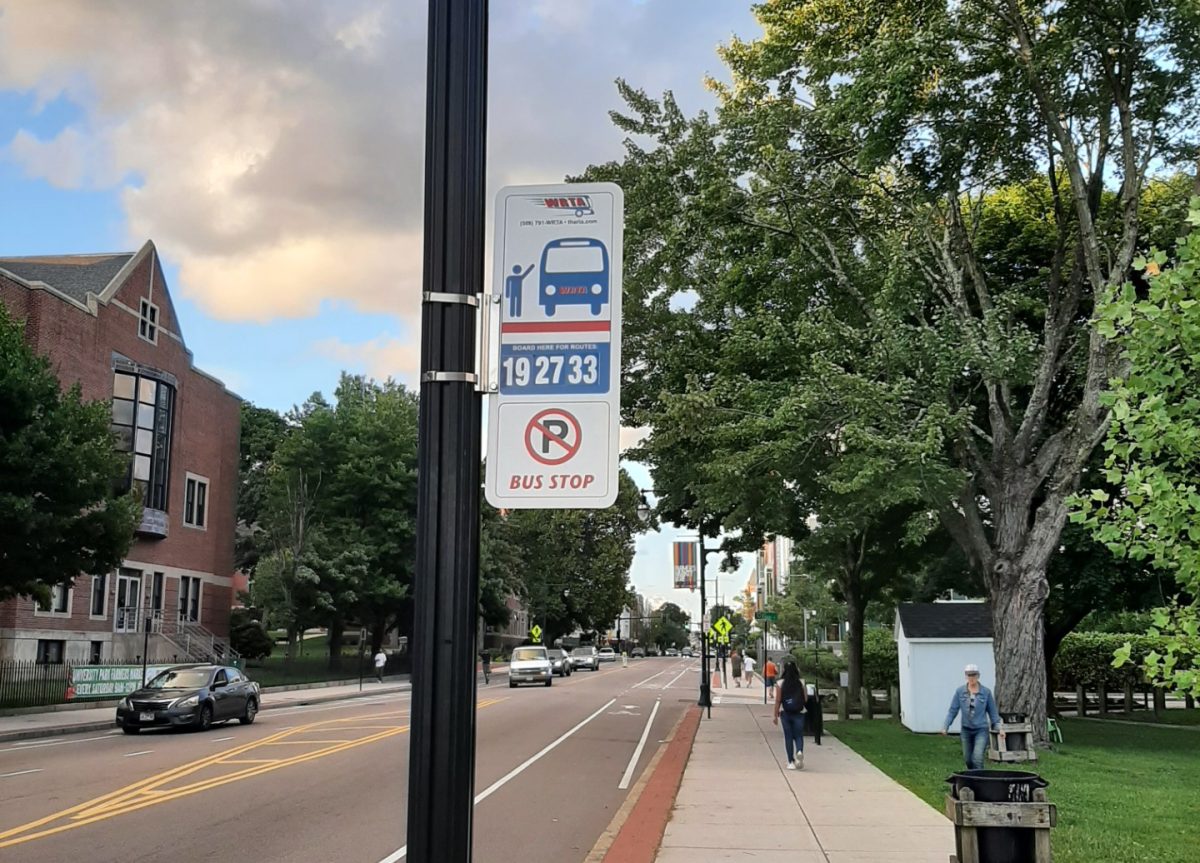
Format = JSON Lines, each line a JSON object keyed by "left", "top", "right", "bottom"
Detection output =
{"left": 599, "top": 705, "right": 702, "bottom": 863}
{"left": 0, "top": 682, "right": 412, "bottom": 744}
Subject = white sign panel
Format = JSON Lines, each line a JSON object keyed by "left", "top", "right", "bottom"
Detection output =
{"left": 486, "top": 183, "right": 623, "bottom": 509}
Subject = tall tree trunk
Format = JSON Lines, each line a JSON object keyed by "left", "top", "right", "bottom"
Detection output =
{"left": 844, "top": 590, "right": 865, "bottom": 704}
{"left": 328, "top": 620, "right": 345, "bottom": 670}
{"left": 286, "top": 626, "right": 299, "bottom": 661}
{"left": 371, "top": 620, "right": 387, "bottom": 655}
{"left": 991, "top": 565, "right": 1050, "bottom": 741}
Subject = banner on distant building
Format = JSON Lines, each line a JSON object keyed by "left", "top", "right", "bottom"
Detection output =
{"left": 672, "top": 541, "right": 697, "bottom": 590}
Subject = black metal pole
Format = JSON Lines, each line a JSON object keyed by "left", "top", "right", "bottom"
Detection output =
{"left": 698, "top": 534, "right": 711, "bottom": 717}
{"left": 141, "top": 618, "right": 150, "bottom": 684}
{"left": 406, "top": 2, "right": 487, "bottom": 861}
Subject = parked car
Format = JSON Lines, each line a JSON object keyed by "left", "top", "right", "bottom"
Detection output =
{"left": 665, "top": 648, "right": 680, "bottom": 657}
{"left": 631, "top": 647, "right": 646, "bottom": 658}
{"left": 681, "top": 647, "right": 694, "bottom": 657}
{"left": 116, "top": 665, "right": 259, "bottom": 734}
{"left": 548, "top": 648, "right": 573, "bottom": 677}
{"left": 598, "top": 647, "right": 617, "bottom": 662}
{"left": 570, "top": 645, "right": 600, "bottom": 671}
{"left": 508, "top": 646, "right": 554, "bottom": 687}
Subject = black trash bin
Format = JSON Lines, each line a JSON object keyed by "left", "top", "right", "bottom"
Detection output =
{"left": 999, "top": 711, "right": 1026, "bottom": 724}
{"left": 947, "top": 769, "right": 1049, "bottom": 863}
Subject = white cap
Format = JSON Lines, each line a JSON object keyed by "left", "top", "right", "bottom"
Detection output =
{"left": 964, "top": 663, "right": 980, "bottom": 675}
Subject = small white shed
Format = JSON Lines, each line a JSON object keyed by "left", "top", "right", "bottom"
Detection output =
{"left": 895, "top": 602, "right": 995, "bottom": 733}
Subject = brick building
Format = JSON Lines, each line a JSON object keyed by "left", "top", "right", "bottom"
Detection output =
{"left": 0, "top": 242, "right": 240, "bottom": 664}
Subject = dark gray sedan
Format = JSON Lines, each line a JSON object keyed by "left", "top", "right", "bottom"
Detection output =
{"left": 116, "top": 665, "right": 260, "bottom": 734}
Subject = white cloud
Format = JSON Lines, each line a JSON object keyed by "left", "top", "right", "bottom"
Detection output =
{"left": 0, "top": 0, "right": 757, "bottom": 366}
{"left": 314, "top": 333, "right": 422, "bottom": 385}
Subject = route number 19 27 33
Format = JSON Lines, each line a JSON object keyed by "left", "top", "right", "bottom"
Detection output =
{"left": 501, "top": 353, "right": 598, "bottom": 388}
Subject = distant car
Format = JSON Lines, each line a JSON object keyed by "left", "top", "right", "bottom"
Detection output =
{"left": 598, "top": 647, "right": 617, "bottom": 662}
{"left": 681, "top": 647, "right": 694, "bottom": 657}
{"left": 646, "top": 647, "right": 660, "bottom": 657}
{"left": 570, "top": 645, "right": 600, "bottom": 671}
{"left": 631, "top": 647, "right": 646, "bottom": 658}
{"left": 509, "top": 646, "right": 554, "bottom": 687}
{"left": 665, "top": 648, "right": 680, "bottom": 657}
{"left": 548, "top": 648, "right": 574, "bottom": 677}
{"left": 116, "top": 665, "right": 259, "bottom": 734}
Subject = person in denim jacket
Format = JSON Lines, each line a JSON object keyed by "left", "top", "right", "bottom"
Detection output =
{"left": 940, "top": 663, "right": 1004, "bottom": 769}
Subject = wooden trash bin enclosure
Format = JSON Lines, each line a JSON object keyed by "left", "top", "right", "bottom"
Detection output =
{"left": 946, "top": 771, "right": 1055, "bottom": 863}
{"left": 988, "top": 713, "right": 1037, "bottom": 764}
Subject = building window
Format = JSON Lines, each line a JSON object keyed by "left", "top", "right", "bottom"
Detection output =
{"left": 36, "top": 584, "right": 71, "bottom": 615}
{"left": 179, "top": 576, "right": 201, "bottom": 624}
{"left": 151, "top": 572, "right": 165, "bottom": 618}
{"left": 36, "top": 640, "right": 65, "bottom": 665}
{"left": 138, "top": 298, "right": 159, "bottom": 343}
{"left": 184, "top": 474, "right": 209, "bottom": 529}
{"left": 90, "top": 641, "right": 104, "bottom": 664}
{"left": 90, "top": 573, "right": 108, "bottom": 617}
{"left": 112, "top": 370, "right": 174, "bottom": 510}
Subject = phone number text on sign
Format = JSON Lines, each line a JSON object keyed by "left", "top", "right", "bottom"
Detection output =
{"left": 499, "top": 343, "right": 611, "bottom": 395}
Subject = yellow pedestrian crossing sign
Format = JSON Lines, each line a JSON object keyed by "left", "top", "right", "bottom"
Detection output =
{"left": 713, "top": 616, "right": 732, "bottom": 637}
{"left": 530, "top": 625, "right": 542, "bottom": 643}
{"left": 707, "top": 627, "right": 717, "bottom": 641}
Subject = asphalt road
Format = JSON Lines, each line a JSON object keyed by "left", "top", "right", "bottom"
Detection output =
{"left": 0, "top": 657, "right": 700, "bottom": 863}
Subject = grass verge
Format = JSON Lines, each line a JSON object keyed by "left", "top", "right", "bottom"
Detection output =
{"left": 826, "top": 718, "right": 1198, "bottom": 863}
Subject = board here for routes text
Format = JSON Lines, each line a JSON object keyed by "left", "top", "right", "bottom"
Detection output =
{"left": 486, "top": 183, "right": 623, "bottom": 509}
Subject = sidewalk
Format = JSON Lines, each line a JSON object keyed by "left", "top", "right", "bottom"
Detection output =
{"left": 656, "top": 682, "right": 955, "bottom": 862}
{"left": 0, "top": 676, "right": 411, "bottom": 743}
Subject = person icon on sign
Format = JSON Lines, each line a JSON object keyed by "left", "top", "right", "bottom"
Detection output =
{"left": 506, "top": 263, "right": 534, "bottom": 318}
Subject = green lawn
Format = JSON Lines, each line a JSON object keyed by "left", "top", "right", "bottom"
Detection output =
{"left": 827, "top": 718, "right": 1199, "bottom": 863}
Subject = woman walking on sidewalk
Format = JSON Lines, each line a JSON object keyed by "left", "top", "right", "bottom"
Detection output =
{"left": 773, "top": 659, "right": 806, "bottom": 769}
{"left": 731, "top": 650, "right": 743, "bottom": 688}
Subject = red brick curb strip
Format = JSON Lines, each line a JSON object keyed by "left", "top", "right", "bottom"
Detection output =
{"left": 602, "top": 705, "right": 702, "bottom": 863}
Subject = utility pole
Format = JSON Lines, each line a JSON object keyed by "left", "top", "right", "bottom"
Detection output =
{"left": 406, "top": 2, "right": 488, "bottom": 861}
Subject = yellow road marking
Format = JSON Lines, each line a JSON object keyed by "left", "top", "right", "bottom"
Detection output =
{"left": 0, "top": 702, "right": 507, "bottom": 851}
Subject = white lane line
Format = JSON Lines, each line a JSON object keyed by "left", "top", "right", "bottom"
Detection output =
{"left": 630, "top": 667, "right": 671, "bottom": 689}
{"left": 212, "top": 736, "right": 235, "bottom": 742}
{"left": 1, "top": 769, "right": 43, "bottom": 778}
{"left": 123, "top": 750, "right": 153, "bottom": 758}
{"left": 661, "top": 666, "right": 691, "bottom": 690}
{"left": 0, "top": 735, "right": 114, "bottom": 754}
{"left": 376, "top": 697, "right": 619, "bottom": 863}
{"left": 618, "top": 697, "right": 662, "bottom": 790}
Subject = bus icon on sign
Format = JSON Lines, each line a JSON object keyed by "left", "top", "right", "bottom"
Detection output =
{"left": 539, "top": 238, "right": 609, "bottom": 316}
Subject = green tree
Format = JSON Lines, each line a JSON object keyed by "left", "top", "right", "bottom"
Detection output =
{"left": 648, "top": 601, "right": 691, "bottom": 650}
{"left": 236, "top": 403, "right": 289, "bottom": 572}
{"left": 1076, "top": 201, "right": 1200, "bottom": 695}
{"left": 0, "top": 304, "right": 140, "bottom": 601}
{"left": 587, "top": 1, "right": 1200, "bottom": 738}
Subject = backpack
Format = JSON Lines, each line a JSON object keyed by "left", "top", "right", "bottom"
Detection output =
{"left": 780, "top": 679, "right": 806, "bottom": 714}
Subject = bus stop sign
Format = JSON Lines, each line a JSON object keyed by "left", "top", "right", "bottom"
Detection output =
{"left": 485, "top": 183, "right": 623, "bottom": 509}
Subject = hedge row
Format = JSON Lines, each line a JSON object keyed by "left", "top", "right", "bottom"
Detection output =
{"left": 1053, "top": 631, "right": 1193, "bottom": 688}
{"left": 787, "top": 628, "right": 899, "bottom": 689}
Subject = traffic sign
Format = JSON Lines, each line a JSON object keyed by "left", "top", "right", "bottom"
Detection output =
{"left": 486, "top": 183, "right": 623, "bottom": 509}
{"left": 754, "top": 611, "right": 778, "bottom": 622}
{"left": 530, "top": 625, "right": 543, "bottom": 643}
{"left": 713, "top": 615, "right": 733, "bottom": 637}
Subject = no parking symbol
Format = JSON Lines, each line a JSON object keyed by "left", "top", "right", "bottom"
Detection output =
{"left": 524, "top": 408, "right": 581, "bottom": 466}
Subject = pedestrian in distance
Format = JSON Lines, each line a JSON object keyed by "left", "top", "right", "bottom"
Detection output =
{"left": 941, "top": 663, "right": 1004, "bottom": 770}
{"left": 731, "top": 649, "right": 743, "bottom": 687}
{"left": 743, "top": 652, "right": 756, "bottom": 687}
{"left": 374, "top": 648, "right": 388, "bottom": 683}
{"left": 764, "top": 656, "right": 778, "bottom": 700}
{"left": 773, "top": 658, "right": 806, "bottom": 769}
{"left": 479, "top": 649, "right": 492, "bottom": 685}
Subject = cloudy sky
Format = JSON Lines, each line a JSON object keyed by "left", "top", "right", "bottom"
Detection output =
{"left": 0, "top": 0, "right": 760, "bottom": 623}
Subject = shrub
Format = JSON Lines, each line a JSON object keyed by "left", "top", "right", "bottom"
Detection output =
{"left": 1052, "top": 632, "right": 1192, "bottom": 688}
{"left": 862, "top": 628, "right": 899, "bottom": 688}
{"left": 231, "top": 619, "right": 274, "bottom": 661}
{"left": 791, "top": 646, "right": 846, "bottom": 687}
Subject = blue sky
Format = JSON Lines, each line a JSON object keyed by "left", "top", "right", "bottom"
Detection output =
{"left": 0, "top": 0, "right": 760, "bottom": 622}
